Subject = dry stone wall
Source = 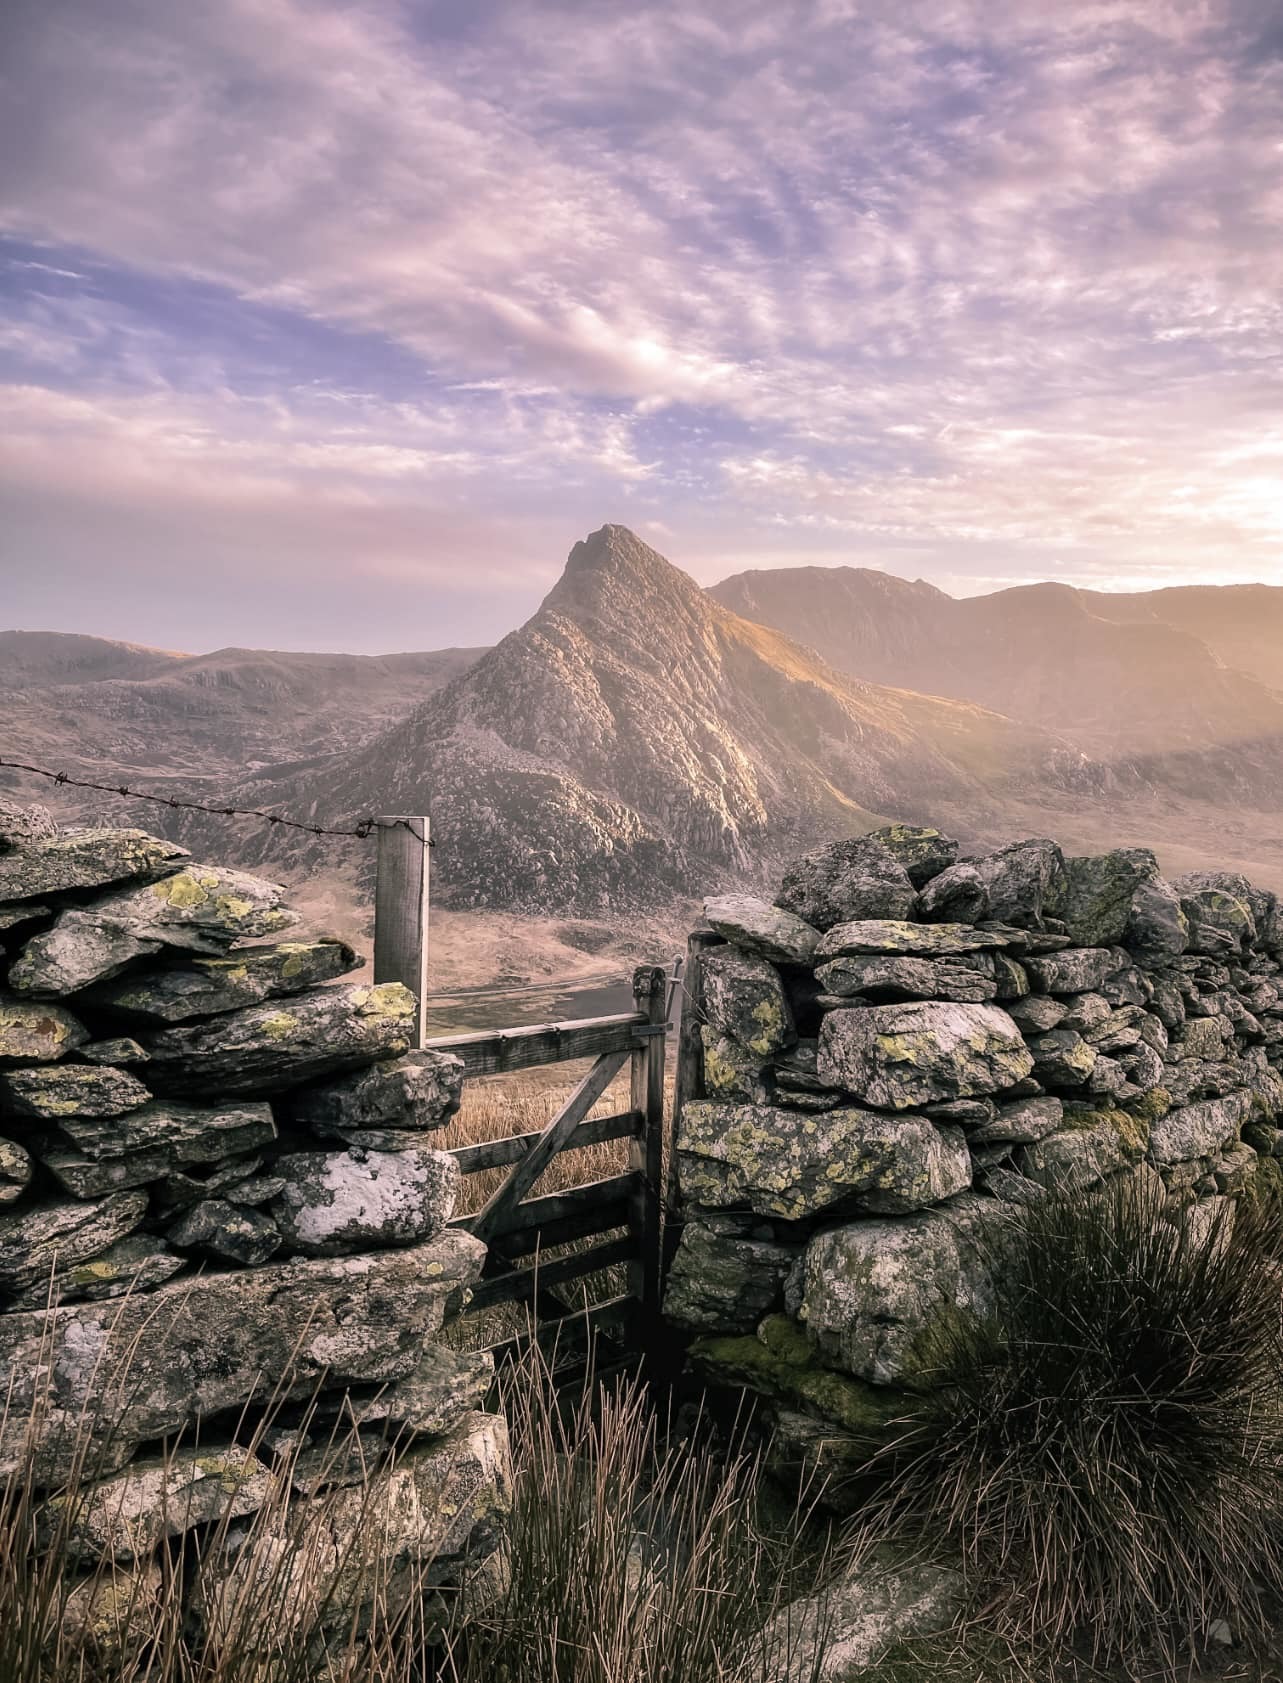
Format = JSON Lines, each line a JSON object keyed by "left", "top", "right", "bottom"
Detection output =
{"left": 0, "top": 798, "right": 508, "bottom": 1658}
{"left": 666, "top": 825, "right": 1283, "bottom": 1497}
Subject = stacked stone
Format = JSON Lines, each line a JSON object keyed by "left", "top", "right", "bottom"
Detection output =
{"left": 0, "top": 799, "right": 507, "bottom": 1659}
{"left": 665, "top": 825, "right": 1283, "bottom": 1501}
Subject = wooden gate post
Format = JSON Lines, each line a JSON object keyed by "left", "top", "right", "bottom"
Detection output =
{"left": 374, "top": 815, "right": 430, "bottom": 1050}
{"left": 629, "top": 965, "right": 668, "bottom": 1335}
{"left": 662, "top": 929, "right": 720, "bottom": 1279}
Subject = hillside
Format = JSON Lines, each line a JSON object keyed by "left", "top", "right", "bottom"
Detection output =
{"left": 214, "top": 526, "right": 1090, "bottom": 915}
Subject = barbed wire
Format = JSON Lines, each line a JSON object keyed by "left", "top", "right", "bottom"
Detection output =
{"left": 0, "top": 757, "right": 432, "bottom": 843}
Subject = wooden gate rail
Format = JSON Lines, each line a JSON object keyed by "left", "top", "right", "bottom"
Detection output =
{"left": 427, "top": 965, "right": 670, "bottom": 1376}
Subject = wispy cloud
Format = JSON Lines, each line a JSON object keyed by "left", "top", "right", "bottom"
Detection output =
{"left": 2, "top": 0, "right": 1282, "bottom": 644}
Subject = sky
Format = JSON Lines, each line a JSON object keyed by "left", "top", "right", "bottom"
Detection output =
{"left": 1, "top": 0, "right": 1281, "bottom": 653}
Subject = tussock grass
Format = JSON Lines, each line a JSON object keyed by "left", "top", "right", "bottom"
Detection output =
{"left": 866, "top": 1179, "right": 1283, "bottom": 1670}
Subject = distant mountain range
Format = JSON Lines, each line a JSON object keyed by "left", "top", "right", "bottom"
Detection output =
{"left": 6, "top": 528, "right": 1283, "bottom": 921}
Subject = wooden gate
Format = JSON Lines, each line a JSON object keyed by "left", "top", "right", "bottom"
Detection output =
{"left": 425, "top": 965, "right": 671, "bottom": 1379}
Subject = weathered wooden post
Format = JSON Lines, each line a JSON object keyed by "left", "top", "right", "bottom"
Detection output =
{"left": 630, "top": 964, "right": 668, "bottom": 1334}
{"left": 373, "top": 815, "right": 430, "bottom": 1050}
{"left": 662, "top": 929, "right": 720, "bottom": 1279}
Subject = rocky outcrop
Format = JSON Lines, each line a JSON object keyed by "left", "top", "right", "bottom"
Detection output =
{"left": 668, "top": 826, "right": 1283, "bottom": 1499}
{"left": 0, "top": 807, "right": 508, "bottom": 1660}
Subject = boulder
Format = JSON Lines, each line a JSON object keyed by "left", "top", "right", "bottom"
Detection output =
{"left": 0, "top": 993, "right": 87, "bottom": 1062}
{"left": 0, "top": 1136, "right": 31, "bottom": 1204}
{"left": 1126, "top": 876, "right": 1190, "bottom": 963}
{"left": 664, "top": 1215, "right": 800, "bottom": 1332}
{"left": 8, "top": 865, "right": 299, "bottom": 995}
{"left": 817, "top": 1002, "right": 1033, "bottom": 1110}
{"left": 0, "top": 1064, "right": 149, "bottom": 1120}
{"left": 1149, "top": 1092, "right": 1252, "bottom": 1165}
{"left": 677, "top": 1101, "right": 972, "bottom": 1220}
{"left": 140, "top": 983, "right": 418, "bottom": 1096}
{"left": 1007, "top": 995, "right": 1067, "bottom": 1033}
{"left": 1051, "top": 848, "right": 1158, "bottom": 948}
{"left": 701, "top": 948, "right": 796, "bottom": 1056}
{"left": 1178, "top": 886, "right": 1256, "bottom": 958}
{"left": 0, "top": 829, "right": 186, "bottom": 903}
{"left": 765, "top": 1561, "right": 963, "bottom": 1682}
{"left": 918, "top": 839, "right": 1065, "bottom": 929}
{"left": 774, "top": 837, "right": 917, "bottom": 930}
{"left": 815, "top": 919, "right": 1011, "bottom": 960}
{"left": 87, "top": 938, "right": 361, "bottom": 1023}
{"left": 10, "top": 1235, "right": 183, "bottom": 1309}
{"left": 702, "top": 896, "right": 820, "bottom": 964}
{"left": 271, "top": 1147, "right": 459, "bottom": 1256}
{"left": 864, "top": 824, "right": 960, "bottom": 887}
{"left": 289, "top": 1049, "right": 465, "bottom": 1135}
{"left": 45, "top": 1444, "right": 275, "bottom": 1563}
{"left": 0, "top": 1190, "right": 147, "bottom": 1291}
{"left": 33, "top": 1100, "right": 276, "bottom": 1196}
{"left": 815, "top": 953, "right": 997, "bottom": 1003}
{"left": 166, "top": 1199, "right": 282, "bottom": 1266}
{"left": 0, "top": 1227, "right": 486, "bottom": 1481}
{"left": 801, "top": 1196, "right": 996, "bottom": 1385}
{"left": 1024, "top": 947, "right": 1119, "bottom": 995}
{"left": 0, "top": 797, "right": 57, "bottom": 851}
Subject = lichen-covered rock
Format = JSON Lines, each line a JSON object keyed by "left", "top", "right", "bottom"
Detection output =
{"left": 140, "top": 983, "right": 418, "bottom": 1096}
{"left": 817, "top": 1002, "right": 1033, "bottom": 1110}
{"left": 702, "top": 896, "right": 820, "bottom": 964}
{"left": 677, "top": 1100, "right": 971, "bottom": 1219}
{"left": 0, "top": 829, "right": 186, "bottom": 903}
{"left": 1008, "top": 995, "right": 1068, "bottom": 1034}
{"left": 1024, "top": 947, "right": 1119, "bottom": 994}
{"left": 88, "top": 938, "right": 361, "bottom": 1023}
{"left": 45, "top": 1445, "right": 275, "bottom": 1562}
{"left": 801, "top": 1196, "right": 996, "bottom": 1385}
{"left": 81, "top": 1037, "right": 149, "bottom": 1065}
{"left": 917, "top": 839, "right": 1065, "bottom": 929}
{"left": 815, "top": 953, "right": 998, "bottom": 1003}
{"left": 1049, "top": 848, "right": 1159, "bottom": 948}
{"left": 1149, "top": 1091, "right": 1252, "bottom": 1165}
{"left": 167, "top": 1199, "right": 282, "bottom": 1266}
{"left": 1126, "top": 876, "right": 1190, "bottom": 963}
{"left": 58, "top": 1561, "right": 164, "bottom": 1670}
{"left": 766, "top": 1562, "right": 964, "bottom": 1683}
{"left": 33, "top": 1100, "right": 276, "bottom": 1196}
{"left": 967, "top": 1095, "right": 1064, "bottom": 1144}
{"left": 288, "top": 1049, "right": 465, "bottom": 1137}
{"left": 1173, "top": 1015, "right": 1231, "bottom": 1061}
{"left": 815, "top": 920, "right": 1012, "bottom": 960}
{"left": 0, "top": 1190, "right": 147, "bottom": 1291}
{"left": 701, "top": 948, "right": 796, "bottom": 1056}
{"left": 664, "top": 1215, "right": 800, "bottom": 1331}
{"left": 701, "top": 1027, "right": 771, "bottom": 1102}
{"left": 0, "top": 992, "right": 87, "bottom": 1062}
{"left": 9, "top": 865, "right": 299, "bottom": 995}
{"left": 10, "top": 1235, "right": 183, "bottom": 1309}
{"left": 0, "top": 1136, "right": 32, "bottom": 1204}
{"left": 0, "top": 902, "right": 50, "bottom": 934}
{"left": 1013, "top": 1119, "right": 1134, "bottom": 1194}
{"left": 335, "top": 1344, "right": 495, "bottom": 1438}
{"left": 271, "top": 1147, "right": 459, "bottom": 1255}
{"left": 1177, "top": 885, "right": 1256, "bottom": 957}
{"left": 0, "top": 1227, "right": 486, "bottom": 1481}
{"left": 0, "top": 1063, "right": 149, "bottom": 1120}
{"left": 774, "top": 836, "right": 917, "bottom": 930}
{"left": 1025, "top": 1028, "right": 1098, "bottom": 1087}
{"left": 0, "top": 797, "right": 57, "bottom": 852}
{"left": 865, "top": 824, "right": 960, "bottom": 887}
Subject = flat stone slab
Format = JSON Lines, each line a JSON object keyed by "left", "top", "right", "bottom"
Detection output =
{"left": 818, "top": 1002, "right": 1034, "bottom": 1110}
{"left": 0, "top": 1190, "right": 147, "bottom": 1291}
{"left": 9, "top": 865, "right": 299, "bottom": 995}
{"left": 271, "top": 1147, "right": 459, "bottom": 1255}
{"left": 140, "top": 983, "right": 418, "bottom": 1096}
{"left": 0, "top": 1064, "right": 150, "bottom": 1120}
{"left": 290, "top": 1050, "right": 465, "bottom": 1135}
{"left": 33, "top": 1100, "right": 276, "bottom": 1196}
{"left": 678, "top": 1100, "right": 972, "bottom": 1219}
{"left": 0, "top": 1227, "right": 486, "bottom": 1481}
{"left": 702, "top": 896, "right": 820, "bottom": 964}
{"left": 815, "top": 920, "right": 1012, "bottom": 960}
{"left": 10, "top": 1235, "right": 183, "bottom": 1309}
{"left": 88, "top": 938, "right": 361, "bottom": 1023}
{"left": 0, "top": 993, "right": 87, "bottom": 1062}
{"left": 1024, "top": 947, "right": 1121, "bottom": 995}
{"left": 0, "top": 830, "right": 187, "bottom": 903}
{"left": 335, "top": 1343, "right": 495, "bottom": 1438}
{"left": 1149, "top": 1091, "right": 1253, "bottom": 1165}
{"left": 0, "top": 1136, "right": 32, "bottom": 1204}
{"left": 815, "top": 953, "right": 997, "bottom": 1003}
{"left": 967, "top": 1095, "right": 1064, "bottom": 1145}
{"left": 167, "top": 1199, "right": 282, "bottom": 1266}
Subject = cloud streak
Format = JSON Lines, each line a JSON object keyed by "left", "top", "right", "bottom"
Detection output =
{"left": 1, "top": 0, "right": 1281, "bottom": 646}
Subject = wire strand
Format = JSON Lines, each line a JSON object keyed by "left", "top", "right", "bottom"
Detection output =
{"left": 0, "top": 757, "right": 432, "bottom": 843}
